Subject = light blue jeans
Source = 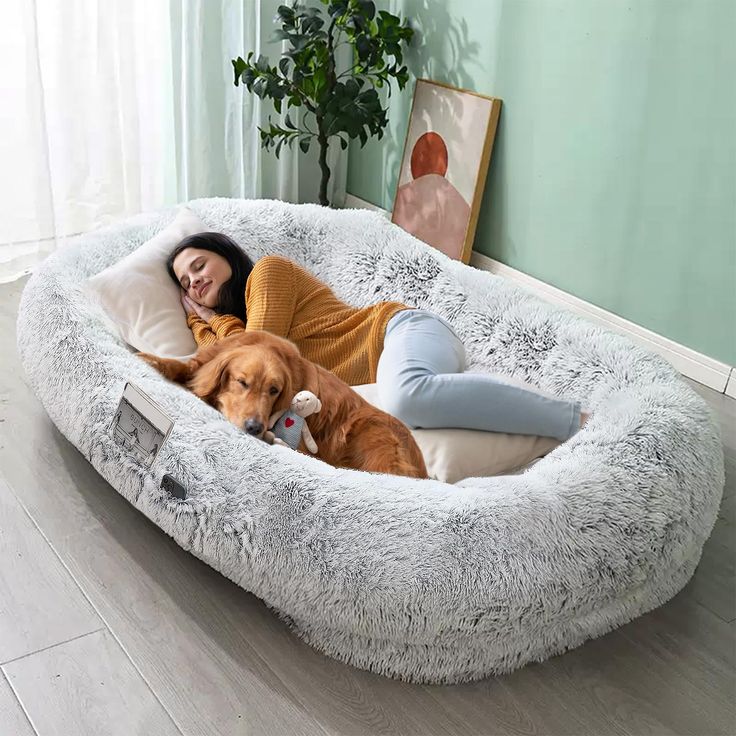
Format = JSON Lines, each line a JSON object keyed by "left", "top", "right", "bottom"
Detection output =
{"left": 376, "top": 309, "right": 582, "bottom": 441}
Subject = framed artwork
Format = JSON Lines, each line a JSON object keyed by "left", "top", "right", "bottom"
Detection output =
{"left": 391, "top": 79, "right": 502, "bottom": 264}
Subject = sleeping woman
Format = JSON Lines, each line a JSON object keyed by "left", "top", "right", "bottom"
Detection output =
{"left": 167, "top": 231, "right": 589, "bottom": 440}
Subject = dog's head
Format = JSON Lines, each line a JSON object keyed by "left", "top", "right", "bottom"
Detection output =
{"left": 187, "top": 331, "right": 313, "bottom": 438}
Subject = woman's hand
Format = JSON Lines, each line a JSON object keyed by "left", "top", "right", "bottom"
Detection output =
{"left": 180, "top": 290, "right": 197, "bottom": 316}
{"left": 180, "top": 290, "right": 216, "bottom": 323}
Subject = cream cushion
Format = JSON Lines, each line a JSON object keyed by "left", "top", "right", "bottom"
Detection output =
{"left": 351, "top": 383, "right": 561, "bottom": 483}
{"left": 85, "top": 207, "right": 206, "bottom": 359}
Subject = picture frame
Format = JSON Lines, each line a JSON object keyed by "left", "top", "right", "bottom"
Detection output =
{"left": 391, "top": 79, "right": 502, "bottom": 264}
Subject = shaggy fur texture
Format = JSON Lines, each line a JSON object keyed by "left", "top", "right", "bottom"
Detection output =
{"left": 16, "top": 198, "right": 725, "bottom": 684}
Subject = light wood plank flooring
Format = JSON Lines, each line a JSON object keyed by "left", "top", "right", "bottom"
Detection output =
{"left": 1, "top": 276, "right": 734, "bottom": 736}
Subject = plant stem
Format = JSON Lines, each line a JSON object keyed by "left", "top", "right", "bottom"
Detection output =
{"left": 315, "top": 16, "right": 338, "bottom": 207}
{"left": 317, "top": 117, "right": 330, "bottom": 207}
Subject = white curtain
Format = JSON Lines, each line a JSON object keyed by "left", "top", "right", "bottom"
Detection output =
{"left": 0, "top": 0, "right": 347, "bottom": 284}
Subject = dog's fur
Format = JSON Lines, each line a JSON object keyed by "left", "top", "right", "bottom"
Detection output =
{"left": 138, "top": 331, "right": 428, "bottom": 479}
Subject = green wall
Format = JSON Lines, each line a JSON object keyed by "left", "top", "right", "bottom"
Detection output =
{"left": 347, "top": 0, "right": 736, "bottom": 365}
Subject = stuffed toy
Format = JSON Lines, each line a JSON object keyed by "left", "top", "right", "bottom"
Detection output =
{"left": 265, "top": 390, "right": 322, "bottom": 453}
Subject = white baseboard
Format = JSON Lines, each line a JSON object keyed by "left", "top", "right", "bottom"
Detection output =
{"left": 344, "top": 194, "right": 390, "bottom": 216}
{"left": 470, "top": 251, "right": 732, "bottom": 393}
{"left": 725, "top": 369, "right": 736, "bottom": 399}
{"left": 344, "top": 193, "right": 734, "bottom": 394}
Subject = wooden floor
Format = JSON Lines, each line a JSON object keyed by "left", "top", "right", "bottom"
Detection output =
{"left": 1, "top": 275, "right": 734, "bottom": 736}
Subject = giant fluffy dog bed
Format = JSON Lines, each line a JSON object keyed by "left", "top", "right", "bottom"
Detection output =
{"left": 16, "top": 198, "right": 725, "bottom": 684}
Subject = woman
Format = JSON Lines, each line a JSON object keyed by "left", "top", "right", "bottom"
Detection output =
{"left": 167, "top": 232, "right": 588, "bottom": 440}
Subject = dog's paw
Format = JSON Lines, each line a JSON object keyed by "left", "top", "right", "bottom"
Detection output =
{"left": 136, "top": 352, "right": 165, "bottom": 373}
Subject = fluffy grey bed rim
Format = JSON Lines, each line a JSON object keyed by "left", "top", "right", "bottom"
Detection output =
{"left": 16, "top": 198, "right": 724, "bottom": 684}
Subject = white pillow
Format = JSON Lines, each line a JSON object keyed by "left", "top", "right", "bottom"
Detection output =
{"left": 86, "top": 207, "right": 206, "bottom": 359}
{"left": 351, "top": 383, "right": 561, "bottom": 483}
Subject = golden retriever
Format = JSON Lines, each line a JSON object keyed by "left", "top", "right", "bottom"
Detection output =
{"left": 137, "top": 330, "right": 428, "bottom": 479}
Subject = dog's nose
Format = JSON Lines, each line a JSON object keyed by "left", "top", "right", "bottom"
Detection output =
{"left": 244, "top": 419, "right": 264, "bottom": 436}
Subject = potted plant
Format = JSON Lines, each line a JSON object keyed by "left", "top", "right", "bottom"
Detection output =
{"left": 232, "top": 0, "right": 413, "bottom": 207}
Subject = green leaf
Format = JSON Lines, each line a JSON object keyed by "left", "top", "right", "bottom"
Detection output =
{"left": 322, "top": 111, "right": 337, "bottom": 135}
{"left": 301, "top": 16, "right": 325, "bottom": 36}
{"left": 355, "top": 35, "right": 371, "bottom": 60}
{"left": 313, "top": 66, "right": 327, "bottom": 99}
{"left": 241, "top": 68, "right": 255, "bottom": 88}
{"left": 299, "top": 6, "right": 321, "bottom": 18}
{"left": 302, "top": 75, "right": 314, "bottom": 99}
{"left": 253, "top": 77, "right": 266, "bottom": 97}
{"left": 274, "top": 97, "right": 282, "bottom": 114}
{"left": 345, "top": 78, "right": 360, "bottom": 98}
{"left": 258, "top": 126, "right": 273, "bottom": 150}
{"left": 255, "top": 54, "right": 270, "bottom": 73}
{"left": 328, "top": 1, "right": 348, "bottom": 19}
{"left": 358, "top": 1, "right": 376, "bottom": 20}
{"left": 270, "top": 81, "right": 286, "bottom": 99}
{"left": 285, "top": 112, "right": 296, "bottom": 129}
{"left": 299, "top": 137, "right": 310, "bottom": 153}
{"left": 339, "top": 136, "right": 348, "bottom": 150}
{"left": 232, "top": 57, "right": 246, "bottom": 86}
{"left": 291, "top": 34, "right": 309, "bottom": 51}
{"left": 269, "top": 28, "right": 292, "bottom": 43}
{"left": 279, "top": 57, "right": 291, "bottom": 76}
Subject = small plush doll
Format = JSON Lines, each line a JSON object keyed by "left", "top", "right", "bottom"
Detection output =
{"left": 265, "top": 390, "right": 322, "bottom": 453}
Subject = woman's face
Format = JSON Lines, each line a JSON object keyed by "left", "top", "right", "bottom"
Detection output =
{"left": 172, "top": 247, "right": 232, "bottom": 307}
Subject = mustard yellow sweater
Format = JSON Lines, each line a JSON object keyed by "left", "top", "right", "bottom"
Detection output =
{"left": 186, "top": 255, "right": 410, "bottom": 385}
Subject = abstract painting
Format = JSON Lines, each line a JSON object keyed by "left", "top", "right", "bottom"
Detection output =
{"left": 391, "top": 79, "right": 502, "bottom": 263}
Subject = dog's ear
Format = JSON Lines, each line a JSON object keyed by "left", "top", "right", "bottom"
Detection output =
{"left": 296, "top": 355, "right": 321, "bottom": 397}
{"left": 271, "top": 355, "right": 322, "bottom": 414}
{"left": 187, "top": 351, "right": 232, "bottom": 405}
{"left": 189, "top": 338, "right": 233, "bottom": 367}
{"left": 270, "top": 360, "right": 295, "bottom": 415}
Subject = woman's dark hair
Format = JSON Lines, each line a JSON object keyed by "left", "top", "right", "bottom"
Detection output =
{"left": 166, "top": 232, "right": 254, "bottom": 323}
